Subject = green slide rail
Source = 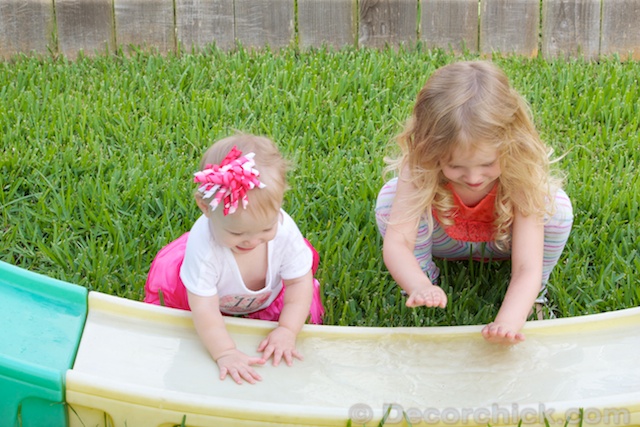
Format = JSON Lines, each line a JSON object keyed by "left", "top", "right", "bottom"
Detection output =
{"left": 0, "top": 261, "right": 87, "bottom": 427}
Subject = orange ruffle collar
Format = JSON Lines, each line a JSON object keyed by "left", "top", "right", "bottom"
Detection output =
{"left": 434, "top": 183, "right": 498, "bottom": 242}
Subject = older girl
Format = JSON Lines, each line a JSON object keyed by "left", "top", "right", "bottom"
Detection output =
{"left": 376, "top": 61, "right": 573, "bottom": 344}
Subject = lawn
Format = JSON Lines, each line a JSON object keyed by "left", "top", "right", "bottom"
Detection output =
{"left": 1, "top": 46, "right": 638, "bottom": 328}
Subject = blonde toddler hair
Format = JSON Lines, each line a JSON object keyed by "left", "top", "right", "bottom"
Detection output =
{"left": 197, "top": 134, "right": 289, "bottom": 220}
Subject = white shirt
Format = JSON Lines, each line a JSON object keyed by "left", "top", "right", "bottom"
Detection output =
{"left": 180, "top": 210, "right": 312, "bottom": 315}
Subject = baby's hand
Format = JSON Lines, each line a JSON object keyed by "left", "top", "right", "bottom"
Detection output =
{"left": 215, "top": 349, "right": 265, "bottom": 384}
{"left": 406, "top": 285, "right": 447, "bottom": 308}
{"left": 258, "top": 326, "right": 302, "bottom": 367}
{"left": 481, "top": 321, "right": 525, "bottom": 344}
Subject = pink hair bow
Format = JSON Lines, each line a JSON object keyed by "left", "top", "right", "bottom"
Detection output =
{"left": 193, "top": 146, "right": 266, "bottom": 215}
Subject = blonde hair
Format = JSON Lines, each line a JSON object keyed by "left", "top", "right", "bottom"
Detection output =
{"left": 387, "top": 60, "right": 563, "bottom": 250}
{"left": 197, "top": 134, "right": 289, "bottom": 221}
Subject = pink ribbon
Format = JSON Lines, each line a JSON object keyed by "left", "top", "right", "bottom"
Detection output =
{"left": 194, "top": 146, "right": 266, "bottom": 215}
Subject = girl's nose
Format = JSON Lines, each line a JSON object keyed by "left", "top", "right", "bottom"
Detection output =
{"left": 467, "top": 169, "right": 482, "bottom": 183}
{"left": 243, "top": 236, "right": 262, "bottom": 246}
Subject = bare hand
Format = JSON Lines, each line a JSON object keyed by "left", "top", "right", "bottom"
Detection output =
{"left": 481, "top": 321, "right": 525, "bottom": 344}
{"left": 257, "top": 326, "right": 302, "bottom": 367}
{"left": 406, "top": 285, "right": 447, "bottom": 308}
{"left": 216, "top": 349, "right": 265, "bottom": 384}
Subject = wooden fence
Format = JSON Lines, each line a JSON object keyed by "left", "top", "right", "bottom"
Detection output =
{"left": 1, "top": 0, "right": 639, "bottom": 61}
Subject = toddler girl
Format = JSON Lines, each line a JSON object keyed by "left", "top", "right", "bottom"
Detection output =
{"left": 145, "top": 134, "right": 323, "bottom": 384}
{"left": 375, "top": 61, "right": 573, "bottom": 344}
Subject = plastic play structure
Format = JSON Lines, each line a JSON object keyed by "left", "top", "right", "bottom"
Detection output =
{"left": 2, "top": 259, "right": 640, "bottom": 427}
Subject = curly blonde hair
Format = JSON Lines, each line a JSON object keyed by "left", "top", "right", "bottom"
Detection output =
{"left": 386, "top": 61, "right": 563, "bottom": 250}
{"left": 197, "top": 134, "right": 289, "bottom": 221}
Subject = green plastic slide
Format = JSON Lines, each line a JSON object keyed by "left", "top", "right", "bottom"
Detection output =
{"left": 0, "top": 261, "right": 87, "bottom": 427}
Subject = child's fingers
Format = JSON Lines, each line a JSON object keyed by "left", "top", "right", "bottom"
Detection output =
{"left": 279, "top": 349, "right": 302, "bottom": 367}
{"left": 481, "top": 324, "right": 525, "bottom": 344}
{"left": 257, "top": 337, "right": 269, "bottom": 352}
{"left": 406, "top": 290, "right": 447, "bottom": 308}
{"left": 219, "top": 367, "right": 229, "bottom": 381}
{"left": 260, "top": 345, "right": 303, "bottom": 366}
{"left": 248, "top": 356, "right": 267, "bottom": 366}
{"left": 406, "top": 295, "right": 423, "bottom": 307}
{"left": 270, "top": 348, "right": 299, "bottom": 366}
{"left": 271, "top": 350, "right": 283, "bottom": 366}
{"left": 225, "top": 365, "right": 263, "bottom": 384}
{"left": 234, "top": 368, "right": 260, "bottom": 384}
{"left": 406, "top": 293, "right": 428, "bottom": 306}
{"left": 229, "top": 369, "right": 246, "bottom": 384}
{"left": 260, "top": 344, "right": 275, "bottom": 362}
{"left": 219, "top": 366, "right": 248, "bottom": 385}
{"left": 218, "top": 355, "right": 265, "bottom": 384}
{"left": 437, "top": 293, "right": 448, "bottom": 308}
{"left": 242, "top": 367, "right": 262, "bottom": 383}
{"left": 259, "top": 343, "right": 281, "bottom": 365}
{"left": 481, "top": 323, "right": 501, "bottom": 338}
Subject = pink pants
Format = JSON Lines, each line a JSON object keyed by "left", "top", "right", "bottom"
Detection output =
{"left": 144, "top": 233, "right": 324, "bottom": 324}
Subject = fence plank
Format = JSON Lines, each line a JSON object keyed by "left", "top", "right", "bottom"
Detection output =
{"left": 601, "top": 0, "right": 640, "bottom": 60}
{"left": 176, "top": 0, "right": 234, "bottom": 52}
{"left": 114, "top": 0, "right": 175, "bottom": 54}
{"left": 421, "top": 0, "right": 478, "bottom": 53}
{"left": 0, "top": 0, "right": 55, "bottom": 59}
{"left": 542, "top": 0, "right": 600, "bottom": 60}
{"left": 2, "top": 0, "right": 640, "bottom": 60}
{"left": 234, "top": 0, "right": 294, "bottom": 49}
{"left": 298, "top": 0, "right": 356, "bottom": 49}
{"left": 480, "top": 0, "right": 539, "bottom": 57}
{"left": 359, "top": 0, "right": 417, "bottom": 48}
{"left": 56, "top": 0, "right": 115, "bottom": 59}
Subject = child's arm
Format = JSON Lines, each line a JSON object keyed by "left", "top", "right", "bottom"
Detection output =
{"left": 481, "top": 211, "right": 544, "bottom": 344}
{"left": 188, "top": 291, "right": 265, "bottom": 384}
{"left": 258, "top": 269, "right": 313, "bottom": 366}
{"left": 382, "top": 171, "right": 447, "bottom": 308}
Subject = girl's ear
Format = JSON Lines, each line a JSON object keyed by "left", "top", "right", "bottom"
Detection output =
{"left": 195, "top": 193, "right": 211, "bottom": 217}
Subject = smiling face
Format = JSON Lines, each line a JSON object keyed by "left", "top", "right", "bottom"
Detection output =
{"left": 196, "top": 192, "right": 280, "bottom": 255}
{"left": 193, "top": 135, "right": 289, "bottom": 255}
{"left": 206, "top": 205, "right": 280, "bottom": 255}
{"left": 440, "top": 144, "right": 502, "bottom": 196}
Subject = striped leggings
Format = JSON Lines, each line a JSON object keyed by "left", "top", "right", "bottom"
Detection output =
{"left": 375, "top": 178, "right": 573, "bottom": 302}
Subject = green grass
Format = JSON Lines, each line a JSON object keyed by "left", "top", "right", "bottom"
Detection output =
{"left": 1, "top": 46, "right": 638, "bottom": 327}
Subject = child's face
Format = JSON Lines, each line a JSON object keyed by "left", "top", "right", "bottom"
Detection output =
{"left": 441, "top": 145, "right": 501, "bottom": 195}
{"left": 207, "top": 207, "right": 280, "bottom": 255}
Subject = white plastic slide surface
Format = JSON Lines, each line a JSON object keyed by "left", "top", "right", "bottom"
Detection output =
{"left": 66, "top": 292, "right": 640, "bottom": 427}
